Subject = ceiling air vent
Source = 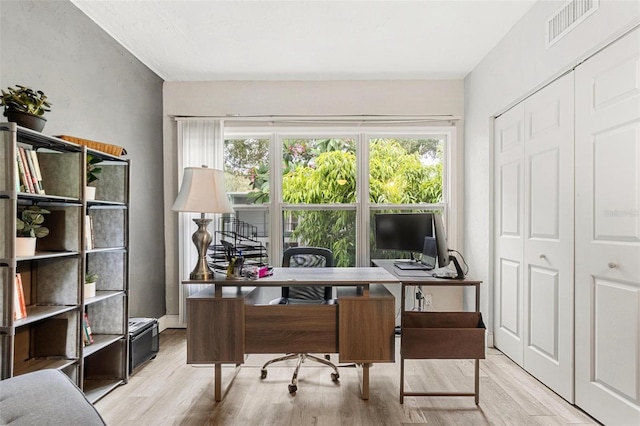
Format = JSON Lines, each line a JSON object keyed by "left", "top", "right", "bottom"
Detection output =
{"left": 546, "top": 0, "right": 599, "bottom": 48}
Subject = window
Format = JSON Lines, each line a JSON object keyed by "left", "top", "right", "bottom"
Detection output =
{"left": 369, "top": 136, "right": 444, "bottom": 204}
{"left": 224, "top": 127, "right": 454, "bottom": 267}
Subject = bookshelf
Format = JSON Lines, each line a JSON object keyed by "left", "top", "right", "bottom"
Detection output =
{"left": 0, "top": 122, "right": 130, "bottom": 403}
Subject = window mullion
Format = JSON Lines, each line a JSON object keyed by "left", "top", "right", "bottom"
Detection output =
{"left": 357, "top": 132, "right": 370, "bottom": 267}
{"left": 271, "top": 133, "right": 283, "bottom": 265}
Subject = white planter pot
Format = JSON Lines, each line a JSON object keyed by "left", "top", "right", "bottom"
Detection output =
{"left": 16, "top": 237, "right": 36, "bottom": 257}
{"left": 85, "top": 186, "right": 96, "bottom": 201}
{"left": 84, "top": 282, "right": 96, "bottom": 300}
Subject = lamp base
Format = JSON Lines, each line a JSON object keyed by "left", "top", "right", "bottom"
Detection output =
{"left": 190, "top": 217, "right": 214, "bottom": 281}
{"left": 189, "top": 270, "right": 214, "bottom": 281}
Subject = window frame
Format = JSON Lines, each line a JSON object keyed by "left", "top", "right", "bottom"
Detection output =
{"left": 224, "top": 125, "right": 458, "bottom": 267}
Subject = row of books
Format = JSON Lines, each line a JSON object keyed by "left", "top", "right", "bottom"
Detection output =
{"left": 15, "top": 273, "right": 95, "bottom": 347}
{"left": 15, "top": 146, "right": 45, "bottom": 194}
{"left": 13, "top": 273, "right": 27, "bottom": 320}
{"left": 83, "top": 312, "right": 94, "bottom": 346}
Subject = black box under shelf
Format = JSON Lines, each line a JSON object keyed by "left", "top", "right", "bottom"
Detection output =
{"left": 128, "top": 317, "right": 159, "bottom": 374}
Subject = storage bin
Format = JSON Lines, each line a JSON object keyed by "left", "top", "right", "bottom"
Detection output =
{"left": 128, "top": 317, "right": 159, "bottom": 373}
{"left": 402, "top": 311, "right": 485, "bottom": 359}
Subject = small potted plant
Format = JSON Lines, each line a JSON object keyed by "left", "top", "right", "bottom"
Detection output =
{"left": 16, "top": 206, "right": 50, "bottom": 256}
{"left": 84, "top": 272, "right": 98, "bottom": 300}
{"left": 0, "top": 85, "right": 52, "bottom": 132}
{"left": 85, "top": 154, "right": 102, "bottom": 200}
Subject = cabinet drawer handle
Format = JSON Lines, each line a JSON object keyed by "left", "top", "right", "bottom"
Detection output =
{"left": 539, "top": 253, "right": 546, "bottom": 259}
{"left": 608, "top": 261, "right": 617, "bottom": 269}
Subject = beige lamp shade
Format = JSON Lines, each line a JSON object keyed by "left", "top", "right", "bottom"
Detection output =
{"left": 172, "top": 167, "right": 234, "bottom": 213}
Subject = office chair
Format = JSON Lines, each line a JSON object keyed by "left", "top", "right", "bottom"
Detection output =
{"left": 260, "top": 246, "right": 340, "bottom": 394}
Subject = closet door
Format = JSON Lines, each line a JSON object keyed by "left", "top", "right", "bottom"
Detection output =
{"left": 575, "top": 27, "right": 640, "bottom": 425}
{"left": 494, "top": 103, "right": 525, "bottom": 366}
{"left": 522, "top": 73, "right": 574, "bottom": 402}
{"left": 494, "top": 72, "right": 574, "bottom": 402}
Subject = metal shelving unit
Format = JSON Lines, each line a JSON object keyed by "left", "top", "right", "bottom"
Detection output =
{"left": 0, "top": 122, "right": 129, "bottom": 403}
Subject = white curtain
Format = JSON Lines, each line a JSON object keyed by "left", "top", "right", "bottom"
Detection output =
{"left": 176, "top": 119, "right": 225, "bottom": 325}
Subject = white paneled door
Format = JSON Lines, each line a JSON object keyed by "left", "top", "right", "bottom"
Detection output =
{"left": 494, "top": 102, "right": 526, "bottom": 367}
{"left": 494, "top": 72, "right": 575, "bottom": 402}
{"left": 522, "top": 74, "right": 574, "bottom": 403}
{"left": 575, "top": 27, "right": 640, "bottom": 426}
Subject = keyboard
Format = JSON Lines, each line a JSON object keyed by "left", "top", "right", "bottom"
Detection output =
{"left": 394, "top": 261, "right": 433, "bottom": 271}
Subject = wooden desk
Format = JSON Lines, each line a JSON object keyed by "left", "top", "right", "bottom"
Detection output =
{"left": 372, "top": 259, "right": 484, "bottom": 404}
{"left": 184, "top": 267, "right": 399, "bottom": 401}
{"left": 371, "top": 259, "right": 482, "bottom": 312}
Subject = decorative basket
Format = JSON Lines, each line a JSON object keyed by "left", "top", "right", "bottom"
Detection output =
{"left": 56, "top": 135, "right": 127, "bottom": 157}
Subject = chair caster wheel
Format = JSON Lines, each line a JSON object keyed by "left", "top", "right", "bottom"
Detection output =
{"left": 331, "top": 372, "right": 340, "bottom": 382}
{"left": 260, "top": 369, "right": 267, "bottom": 379}
{"left": 324, "top": 354, "right": 331, "bottom": 360}
{"left": 288, "top": 384, "right": 297, "bottom": 394}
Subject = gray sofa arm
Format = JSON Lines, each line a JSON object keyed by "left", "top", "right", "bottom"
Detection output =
{"left": 0, "top": 369, "right": 106, "bottom": 426}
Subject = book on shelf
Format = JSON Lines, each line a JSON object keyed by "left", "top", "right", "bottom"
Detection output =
{"left": 23, "top": 147, "right": 39, "bottom": 194}
{"left": 83, "top": 312, "right": 94, "bottom": 346}
{"left": 13, "top": 273, "right": 27, "bottom": 320}
{"left": 28, "top": 149, "right": 45, "bottom": 194}
{"left": 85, "top": 215, "right": 94, "bottom": 249}
{"left": 18, "top": 147, "right": 35, "bottom": 194}
{"left": 15, "top": 152, "right": 30, "bottom": 193}
{"left": 15, "top": 162, "right": 19, "bottom": 192}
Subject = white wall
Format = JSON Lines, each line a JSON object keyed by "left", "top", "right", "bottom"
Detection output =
{"left": 464, "top": 0, "right": 640, "bottom": 337}
{"left": 163, "top": 80, "right": 464, "bottom": 315}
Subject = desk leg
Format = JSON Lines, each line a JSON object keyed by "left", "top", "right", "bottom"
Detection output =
{"left": 474, "top": 359, "right": 480, "bottom": 405}
{"left": 355, "top": 363, "right": 371, "bottom": 400}
{"left": 214, "top": 364, "right": 222, "bottom": 402}
{"left": 400, "top": 284, "right": 406, "bottom": 403}
{"left": 475, "top": 283, "right": 480, "bottom": 405}
{"left": 400, "top": 356, "right": 405, "bottom": 404}
{"left": 361, "top": 363, "right": 370, "bottom": 400}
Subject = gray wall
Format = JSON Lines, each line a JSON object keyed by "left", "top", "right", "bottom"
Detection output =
{"left": 0, "top": 0, "right": 166, "bottom": 319}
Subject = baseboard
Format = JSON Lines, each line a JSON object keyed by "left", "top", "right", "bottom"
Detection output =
{"left": 486, "top": 331, "right": 494, "bottom": 348}
{"left": 158, "top": 314, "right": 184, "bottom": 332}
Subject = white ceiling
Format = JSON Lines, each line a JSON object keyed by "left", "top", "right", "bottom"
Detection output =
{"left": 71, "top": 0, "right": 536, "bottom": 81}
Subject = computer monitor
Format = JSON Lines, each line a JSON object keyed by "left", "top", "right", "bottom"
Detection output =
{"left": 432, "top": 212, "right": 464, "bottom": 279}
{"left": 374, "top": 212, "right": 434, "bottom": 256}
{"left": 421, "top": 236, "right": 437, "bottom": 269}
{"left": 432, "top": 212, "right": 449, "bottom": 268}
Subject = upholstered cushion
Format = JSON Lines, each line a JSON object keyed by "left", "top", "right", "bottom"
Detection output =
{"left": 0, "top": 369, "right": 106, "bottom": 426}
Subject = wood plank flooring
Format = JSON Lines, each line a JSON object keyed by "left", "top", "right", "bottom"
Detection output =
{"left": 95, "top": 329, "right": 598, "bottom": 425}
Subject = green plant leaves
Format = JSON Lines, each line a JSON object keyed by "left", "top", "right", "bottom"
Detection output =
{"left": 0, "top": 85, "right": 51, "bottom": 116}
{"left": 87, "top": 154, "right": 103, "bottom": 184}
{"left": 17, "top": 206, "right": 50, "bottom": 238}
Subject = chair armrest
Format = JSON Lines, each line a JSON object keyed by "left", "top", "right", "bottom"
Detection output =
{"left": 0, "top": 369, "right": 106, "bottom": 426}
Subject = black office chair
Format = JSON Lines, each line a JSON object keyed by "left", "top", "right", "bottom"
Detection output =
{"left": 260, "top": 246, "right": 340, "bottom": 394}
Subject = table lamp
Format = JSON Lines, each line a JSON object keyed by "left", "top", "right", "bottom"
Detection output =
{"left": 172, "top": 166, "right": 234, "bottom": 280}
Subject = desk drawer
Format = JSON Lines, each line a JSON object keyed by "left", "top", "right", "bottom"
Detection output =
{"left": 402, "top": 312, "right": 485, "bottom": 360}
{"left": 338, "top": 293, "right": 395, "bottom": 363}
{"left": 245, "top": 305, "right": 338, "bottom": 354}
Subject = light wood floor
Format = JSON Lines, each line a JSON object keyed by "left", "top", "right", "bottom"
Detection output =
{"left": 95, "top": 329, "right": 598, "bottom": 425}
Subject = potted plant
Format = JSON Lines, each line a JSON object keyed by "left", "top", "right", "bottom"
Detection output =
{"left": 0, "top": 85, "right": 52, "bottom": 132}
{"left": 85, "top": 154, "right": 102, "bottom": 200}
{"left": 16, "top": 206, "right": 50, "bottom": 256}
{"left": 84, "top": 272, "right": 98, "bottom": 300}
